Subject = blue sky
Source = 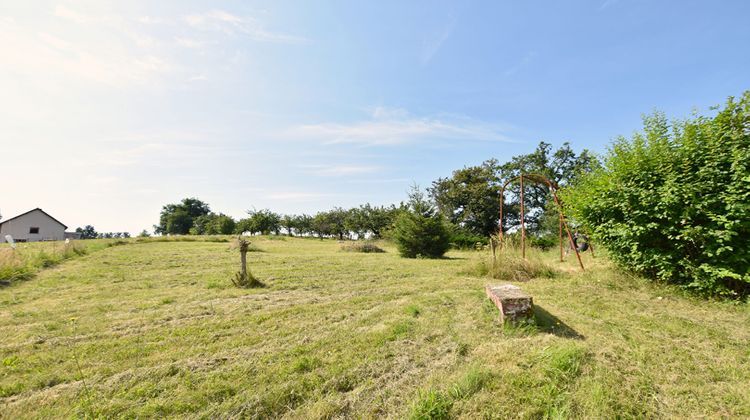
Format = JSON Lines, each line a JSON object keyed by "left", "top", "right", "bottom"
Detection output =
{"left": 1, "top": 0, "right": 749, "bottom": 233}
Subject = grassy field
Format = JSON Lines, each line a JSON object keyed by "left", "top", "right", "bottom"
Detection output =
{"left": 1, "top": 237, "right": 749, "bottom": 418}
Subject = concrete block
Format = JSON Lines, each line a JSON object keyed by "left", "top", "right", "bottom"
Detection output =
{"left": 486, "top": 284, "right": 534, "bottom": 324}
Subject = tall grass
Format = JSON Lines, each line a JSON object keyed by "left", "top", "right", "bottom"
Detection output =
{"left": 1, "top": 241, "right": 94, "bottom": 285}
{"left": 469, "top": 242, "right": 558, "bottom": 282}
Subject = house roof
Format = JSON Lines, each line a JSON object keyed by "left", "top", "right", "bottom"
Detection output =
{"left": 0, "top": 208, "right": 68, "bottom": 229}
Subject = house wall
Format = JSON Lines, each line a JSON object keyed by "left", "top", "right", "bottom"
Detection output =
{"left": 0, "top": 210, "right": 66, "bottom": 242}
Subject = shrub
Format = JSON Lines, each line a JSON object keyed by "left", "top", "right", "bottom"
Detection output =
{"left": 449, "top": 229, "right": 489, "bottom": 249}
{"left": 340, "top": 242, "right": 385, "bottom": 253}
{"left": 392, "top": 186, "right": 451, "bottom": 259}
{"left": 565, "top": 92, "right": 750, "bottom": 297}
{"left": 527, "top": 234, "right": 559, "bottom": 251}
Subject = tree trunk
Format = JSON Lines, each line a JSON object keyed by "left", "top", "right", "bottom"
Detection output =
{"left": 240, "top": 250, "right": 247, "bottom": 279}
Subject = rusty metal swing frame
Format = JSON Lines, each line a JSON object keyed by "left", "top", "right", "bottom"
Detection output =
{"left": 498, "top": 173, "right": 585, "bottom": 271}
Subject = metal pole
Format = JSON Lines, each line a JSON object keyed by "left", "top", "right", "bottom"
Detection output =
{"left": 520, "top": 174, "right": 525, "bottom": 259}
{"left": 559, "top": 211, "right": 564, "bottom": 262}
{"left": 499, "top": 186, "right": 504, "bottom": 249}
{"left": 551, "top": 190, "right": 584, "bottom": 270}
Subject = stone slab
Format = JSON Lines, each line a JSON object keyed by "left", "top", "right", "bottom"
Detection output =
{"left": 486, "top": 284, "right": 534, "bottom": 324}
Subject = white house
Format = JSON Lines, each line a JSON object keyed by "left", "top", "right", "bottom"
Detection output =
{"left": 0, "top": 208, "right": 68, "bottom": 242}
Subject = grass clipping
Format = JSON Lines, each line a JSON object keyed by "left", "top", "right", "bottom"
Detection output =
{"left": 340, "top": 241, "right": 385, "bottom": 253}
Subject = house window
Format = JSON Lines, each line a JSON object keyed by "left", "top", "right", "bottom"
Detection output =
{"left": 29, "top": 227, "right": 40, "bottom": 234}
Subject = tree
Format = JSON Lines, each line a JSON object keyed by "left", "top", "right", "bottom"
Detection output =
{"left": 344, "top": 207, "right": 367, "bottom": 239}
{"left": 155, "top": 198, "right": 211, "bottom": 235}
{"left": 326, "top": 208, "right": 348, "bottom": 239}
{"left": 358, "top": 204, "right": 400, "bottom": 238}
{"left": 213, "top": 214, "right": 236, "bottom": 235}
{"left": 497, "top": 142, "right": 599, "bottom": 233}
{"left": 430, "top": 160, "right": 501, "bottom": 237}
{"left": 311, "top": 211, "right": 332, "bottom": 238}
{"left": 75, "top": 225, "right": 98, "bottom": 239}
{"left": 429, "top": 142, "right": 599, "bottom": 238}
{"left": 295, "top": 214, "right": 313, "bottom": 236}
{"left": 392, "top": 185, "right": 451, "bottom": 258}
{"left": 280, "top": 214, "right": 297, "bottom": 236}
{"left": 245, "top": 209, "right": 281, "bottom": 235}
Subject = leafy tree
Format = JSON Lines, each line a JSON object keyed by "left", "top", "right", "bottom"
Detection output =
{"left": 245, "top": 209, "right": 281, "bottom": 235}
{"left": 75, "top": 225, "right": 98, "bottom": 239}
{"left": 294, "top": 214, "right": 313, "bottom": 236}
{"left": 344, "top": 207, "right": 365, "bottom": 239}
{"left": 326, "top": 208, "right": 349, "bottom": 239}
{"left": 565, "top": 92, "right": 750, "bottom": 297}
{"left": 155, "top": 198, "right": 211, "bottom": 235}
{"left": 235, "top": 218, "right": 254, "bottom": 235}
{"left": 213, "top": 214, "right": 236, "bottom": 235}
{"left": 430, "top": 160, "right": 501, "bottom": 237}
{"left": 190, "top": 214, "right": 215, "bottom": 235}
{"left": 392, "top": 185, "right": 451, "bottom": 258}
{"left": 311, "top": 212, "right": 332, "bottom": 238}
{"left": 280, "top": 214, "right": 297, "bottom": 236}
{"left": 430, "top": 142, "right": 599, "bottom": 238}
{"left": 165, "top": 209, "right": 193, "bottom": 235}
{"left": 359, "top": 203, "right": 401, "bottom": 238}
{"left": 138, "top": 229, "right": 151, "bottom": 238}
{"left": 497, "top": 142, "right": 599, "bottom": 233}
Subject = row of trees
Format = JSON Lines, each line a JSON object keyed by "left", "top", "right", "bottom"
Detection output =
{"left": 75, "top": 225, "right": 131, "bottom": 239}
{"left": 154, "top": 199, "right": 404, "bottom": 239}
{"left": 152, "top": 143, "right": 600, "bottom": 260}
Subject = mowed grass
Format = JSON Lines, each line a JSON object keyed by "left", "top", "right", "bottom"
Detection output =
{"left": 1, "top": 237, "right": 749, "bottom": 418}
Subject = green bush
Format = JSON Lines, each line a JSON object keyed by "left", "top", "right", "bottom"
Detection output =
{"left": 528, "top": 234, "right": 558, "bottom": 251}
{"left": 566, "top": 92, "right": 750, "bottom": 297}
{"left": 392, "top": 186, "right": 451, "bottom": 259}
{"left": 449, "top": 229, "right": 488, "bottom": 249}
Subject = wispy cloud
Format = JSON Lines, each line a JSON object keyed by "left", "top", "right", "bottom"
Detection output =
{"left": 504, "top": 51, "right": 537, "bottom": 76}
{"left": 267, "top": 192, "right": 334, "bottom": 201}
{"left": 174, "top": 37, "right": 206, "bottom": 49}
{"left": 420, "top": 20, "right": 455, "bottom": 64}
{"left": 291, "top": 107, "right": 514, "bottom": 146}
{"left": 300, "top": 164, "right": 381, "bottom": 176}
{"left": 183, "top": 10, "right": 308, "bottom": 44}
{"left": 599, "top": 0, "right": 619, "bottom": 10}
{"left": 54, "top": 5, "right": 89, "bottom": 24}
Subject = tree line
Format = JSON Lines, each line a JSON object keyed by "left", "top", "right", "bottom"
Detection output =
{"left": 153, "top": 141, "right": 598, "bottom": 248}
{"left": 154, "top": 200, "right": 404, "bottom": 240}
{"left": 75, "top": 225, "right": 131, "bottom": 239}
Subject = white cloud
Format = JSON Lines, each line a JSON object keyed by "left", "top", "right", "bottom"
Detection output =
{"left": 421, "top": 20, "right": 455, "bottom": 64}
{"left": 300, "top": 164, "right": 381, "bottom": 176}
{"left": 504, "top": 51, "right": 537, "bottom": 77}
{"left": 175, "top": 36, "right": 206, "bottom": 49}
{"left": 0, "top": 12, "right": 172, "bottom": 88}
{"left": 599, "top": 0, "right": 619, "bottom": 10}
{"left": 291, "top": 108, "right": 514, "bottom": 146}
{"left": 267, "top": 192, "right": 334, "bottom": 201}
{"left": 183, "top": 9, "right": 308, "bottom": 44}
{"left": 54, "top": 5, "right": 89, "bottom": 24}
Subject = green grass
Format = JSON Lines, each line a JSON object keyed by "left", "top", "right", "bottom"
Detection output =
{"left": 0, "top": 237, "right": 749, "bottom": 418}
